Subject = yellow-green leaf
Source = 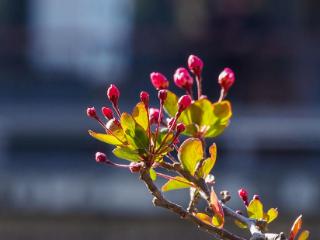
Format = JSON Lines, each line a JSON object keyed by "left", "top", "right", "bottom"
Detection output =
{"left": 298, "top": 230, "right": 309, "bottom": 240}
{"left": 247, "top": 199, "right": 264, "bottom": 220}
{"left": 204, "top": 101, "right": 232, "bottom": 138}
{"left": 199, "top": 143, "right": 217, "bottom": 177}
{"left": 178, "top": 138, "right": 203, "bottom": 175}
{"left": 88, "top": 130, "right": 123, "bottom": 145}
{"left": 132, "top": 102, "right": 149, "bottom": 131}
{"left": 163, "top": 90, "right": 179, "bottom": 117}
{"left": 112, "top": 147, "right": 142, "bottom": 162}
{"left": 289, "top": 215, "right": 303, "bottom": 240}
{"left": 212, "top": 213, "right": 224, "bottom": 228}
{"left": 195, "top": 213, "right": 212, "bottom": 225}
{"left": 266, "top": 208, "right": 278, "bottom": 223}
{"left": 161, "top": 176, "right": 193, "bottom": 192}
{"left": 149, "top": 168, "right": 157, "bottom": 181}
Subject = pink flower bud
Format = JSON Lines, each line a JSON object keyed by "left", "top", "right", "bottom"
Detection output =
{"left": 218, "top": 68, "right": 235, "bottom": 92}
{"left": 149, "top": 108, "right": 161, "bottom": 124}
{"left": 87, "top": 107, "right": 97, "bottom": 118}
{"left": 150, "top": 72, "right": 169, "bottom": 90}
{"left": 129, "top": 162, "right": 143, "bottom": 173}
{"left": 188, "top": 54, "right": 204, "bottom": 76}
{"left": 101, "top": 107, "right": 113, "bottom": 120}
{"left": 178, "top": 95, "right": 192, "bottom": 112}
{"left": 176, "top": 123, "right": 185, "bottom": 133}
{"left": 95, "top": 152, "right": 107, "bottom": 163}
{"left": 107, "top": 84, "right": 120, "bottom": 105}
{"left": 238, "top": 188, "right": 249, "bottom": 206}
{"left": 158, "top": 89, "right": 167, "bottom": 103}
{"left": 173, "top": 67, "right": 193, "bottom": 89}
{"left": 140, "top": 91, "right": 149, "bottom": 105}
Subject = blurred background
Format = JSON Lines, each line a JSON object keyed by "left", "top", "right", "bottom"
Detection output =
{"left": 0, "top": 0, "right": 319, "bottom": 239}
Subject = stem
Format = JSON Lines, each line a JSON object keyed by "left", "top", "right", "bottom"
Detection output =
{"left": 218, "top": 89, "right": 226, "bottom": 102}
{"left": 112, "top": 103, "right": 121, "bottom": 118}
{"left": 153, "top": 102, "right": 163, "bottom": 153}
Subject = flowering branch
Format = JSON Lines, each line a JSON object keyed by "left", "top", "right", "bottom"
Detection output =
{"left": 86, "top": 54, "right": 309, "bottom": 240}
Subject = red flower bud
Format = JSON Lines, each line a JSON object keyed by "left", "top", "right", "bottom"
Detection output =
{"left": 158, "top": 89, "right": 167, "bottom": 103}
{"left": 129, "top": 162, "right": 143, "bottom": 173}
{"left": 238, "top": 188, "right": 249, "bottom": 206}
{"left": 101, "top": 107, "right": 113, "bottom": 120}
{"left": 253, "top": 194, "right": 260, "bottom": 200}
{"left": 173, "top": 67, "right": 193, "bottom": 89}
{"left": 87, "top": 107, "right": 97, "bottom": 118}
{"left": 188, "top": 54, "right": 204, "bottom": 76}
{"left": 178, "top": 95, "right": 192, "bottom": 112}
{"left": 149, "top": 108, "right": 161, "bottom": 124}
{"left": 150, "top": 72, "right": 169, "bottom": 90}
{"left": 218, "top": 68, "right": 235, "bottom": 92}
{"left": 176, "top": 123, "right": 185, "bottom": 133}
{"left": 107, "top": 84, "right": 120, "bottom": 105}
{"left": 95, "top": 152, "right": 107, "bottom": 163}
{"left": 140, "top": 91, "right": 149, "bottom": 105}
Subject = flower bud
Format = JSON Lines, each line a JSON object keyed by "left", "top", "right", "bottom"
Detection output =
{"left": 129, "top": 162, "right": 143, "bottom": 173}
{"left": 238, "top": 188, "right": 249, "bottom": 206}
{"left": 158, "top": 89, "right": 167, "bottom": 103}
{"left": 176, "top": 123, "right": 185, "bottom": 133}
{"left": 150, "top": 72, "right": 169, "bottom": 90}
{"left": 188, "top": 54, "right": 204, "bottom": 76}
{"left": 95, "top": 152, "right": 107, "bottom": 163}
{"left": 87, "top": 107, "right": 97, "bottom": 118}
{"left": 107, "top": 84, "right": 120, "bottom": 105}
{"left": 101, "top": 107, "right": 113, "bottom": 120}
{"left": 149, "top": 108, "right": 161, "bottom": 124}
{"left": 140, "top": 91, "right": 149, "bottom": 105}
{"left": 178, "top": 95, "right": 192, "bottom": 112}
{"left": 173, "top": 67, "right": 193, "bottom": 90}
{"left": 218, "top": 67, "right": 235, "bottom": 92}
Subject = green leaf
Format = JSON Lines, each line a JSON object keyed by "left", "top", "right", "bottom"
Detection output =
{"left": 120, "top": 112, "right": 149, "bottom": 149}
{"left": 163, "top": 90, "right": 179, "bottom": 117}
{"left": 149, "top": 168, "right": 157, "bottom": 181}
{"left": 88, "top": 130, "right": 124, "bottom": 145}
{"left": 132, "top": 102, "right": 149, "bottom": 131}
{"left": 112, "top": 147, "right": 142, "bottom": 162}
{"left": 266, "top": 208, "right": 278, "bottom": 223}
{"left": 178, "top": 138, "right": 203, "bottom": 175}
{"left": 195, "top": 213, "right": 212, "bottom": 225}
{"left": 247, "top": 199, "right": 264, "bottom": 220}
{"left": 212, "top": 214, "right": 224, "bottom": 228}
{"left": 161, "top": 176, "right": 193, "bottom": 192}
{"left": 106, "top": 119, "right": 128, "bottom": 143}
{"left": 298, "top": 230, "right": 309, "bottom": 240}
{"left": 199, "top": 143, "right": 217, "bottom": 177}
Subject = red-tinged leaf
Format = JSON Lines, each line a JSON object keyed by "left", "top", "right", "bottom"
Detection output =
{"left": 298, "top": 230, "right": 309, "bottom": 240}
{"left": 210, "top": 189, "right": 224, "bottom": 228}
{"left": 289, "top": 215, "right": 303, "bottom": 240}
{"left": 195, "top": 213, "right": 212, "bottom": 225}
{"left": 247, "top": 199, "right": 264, "bottom": 220}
